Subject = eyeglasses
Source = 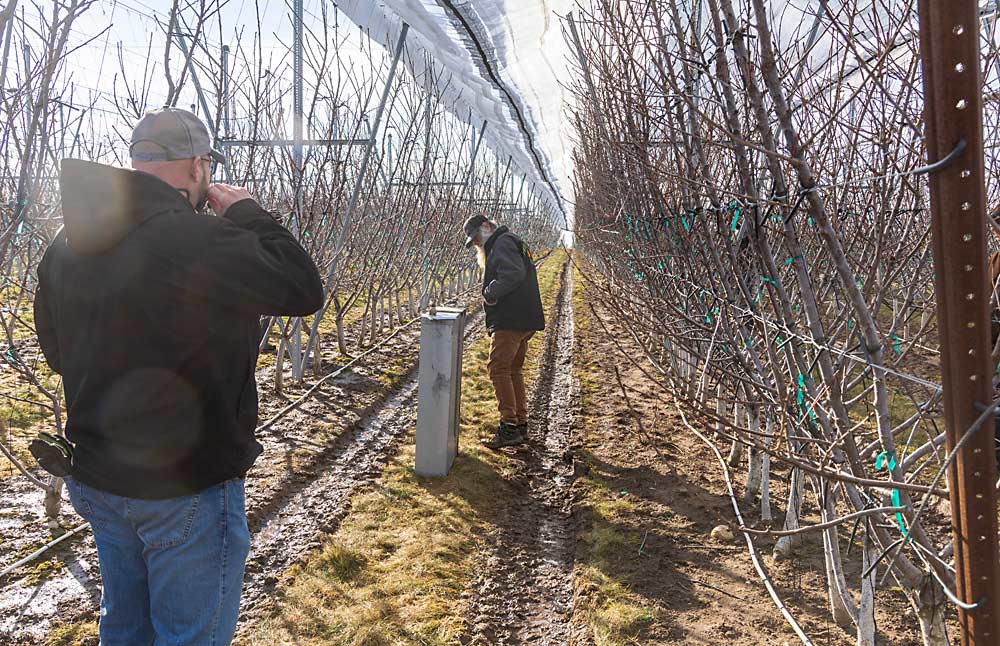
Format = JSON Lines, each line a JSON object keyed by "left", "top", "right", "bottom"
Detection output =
{"left": 200, "top": 156, "right": 218, "bottom": 177}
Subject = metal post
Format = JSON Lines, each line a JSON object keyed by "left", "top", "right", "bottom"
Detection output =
{"left": 289, "top": 0, "right": 304, "bottom": 378}
{"left": 422, "top": 73, "right": 433, "bottom": 183}
{"left": 918, "top": 1, "right": 1000, "bottom": 644}
{"left": 461, "top": 121, "right": 487, "bottom": 199}
{"left": 470, "top": 124, "right": 477, "bottom": 179}
{"left": 493, "top": 153, "right": 500, "bottom": 202}
{"left": 221, "top": 45, "right": 230, "bottom": 138}
{"left": 509, "top": 168, "right": 516, "bottom": 212}
{"left": 0, "top": 11, "right": 14, "bottom": 96}
{"left": 388, "top": 132, "right": 394, "bottom": 176}
{"left": 292, "top": 0, "right": 304, "bottom": 231}
{"left": 171, "top": 20, "right": 233, "bottom": 183}
{"left": 304, "top": 24, "right": 409, "bottom": 356}
{"left": 495, "top": 155, "right": 512, "bottom": 209}
{"left": 418, "top": 77, "right": 435, "bottom": 310}
{"left": 323, "top": 23, "right": 408, "bottom": 286}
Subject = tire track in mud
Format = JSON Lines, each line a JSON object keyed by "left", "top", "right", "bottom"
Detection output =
{"left": 462, "top": 259, "right": 577, "bottom": 646}
{"left": 239, "top": 380, "right": 420, "bottom": 620}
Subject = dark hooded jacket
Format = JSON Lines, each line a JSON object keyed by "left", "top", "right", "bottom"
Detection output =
{"left": 34, "top": 159, "right": 324, "bottom": 499}
{"left": 482, "top": 226, "right": 545, "bottom": 333}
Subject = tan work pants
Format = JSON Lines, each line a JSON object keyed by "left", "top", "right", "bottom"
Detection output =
{"left": 487, "top": 330, "right": 535, "bottom": 425}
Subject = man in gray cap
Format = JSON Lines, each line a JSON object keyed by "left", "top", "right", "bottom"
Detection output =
{"left": 129, "top": 106, "right": 227, "bottom": 211}
{"left": 34, "top": 107, "right": 323, "bottom": 645}
{"left": 463, "top": 215, "right": 545, "bottom": 449}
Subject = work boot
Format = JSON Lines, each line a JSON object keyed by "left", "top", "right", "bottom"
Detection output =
{"left": 482, "top": 422, "right": 525, "bottom": 449}
{"left": 515, "top": 423, "right": 529, "bottom": 440}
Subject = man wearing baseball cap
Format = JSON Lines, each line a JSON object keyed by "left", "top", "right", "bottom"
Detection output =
{"left": 463, "top": 215, "right": 545, "bottom": 448}
{"left": 33, "top": 107, "right": 324, "bottom": 645}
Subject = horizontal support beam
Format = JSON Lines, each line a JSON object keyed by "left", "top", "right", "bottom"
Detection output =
{"left": 217, "top": 138, "right": 370, "bottom": 147}
{"left": 391, "top": 181, "right": 467, "bottom": 187}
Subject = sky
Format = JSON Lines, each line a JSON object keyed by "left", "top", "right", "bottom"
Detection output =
{"left": 37, "top": 0, "right": 367, "bottom": 127}
{"left": 24, "top": 0, "right": 577, "bottom": 226}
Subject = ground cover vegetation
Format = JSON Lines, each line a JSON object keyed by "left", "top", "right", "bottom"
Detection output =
{"left": 242, "top": 250, "right": 567, "bottom": 646}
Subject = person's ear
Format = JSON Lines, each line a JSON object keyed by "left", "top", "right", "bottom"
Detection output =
{"left": 189, "top": 157, "right": 203, "bottom": 183}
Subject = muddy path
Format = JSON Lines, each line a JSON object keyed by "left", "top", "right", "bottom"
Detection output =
{"left": 236, "top": 309, "right": 485, "bottom": 630}
{"left": 462, "top": 260, "right": 577, "bottom": 645}
{"left": 0, "top": 301, "right": 482, "bottom": 645}
{"left": 0, "top": 479, "right": 101, "bottom": 644}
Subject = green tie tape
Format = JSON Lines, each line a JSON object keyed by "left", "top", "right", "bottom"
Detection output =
{"left": 893, "top": 334, "right": 902, "bottom": 356}
{"left": 875, "top": 451, "right": 909, "bottom": 538}
{"left": 753, "top": 285, "right": 765, "bottom": 305}
{"left": 796, "top": 374, "right": 818, "bottom": 422}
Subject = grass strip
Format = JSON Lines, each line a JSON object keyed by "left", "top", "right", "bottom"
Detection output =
{"left": 244, "top": 251, "right": 568, "bottom": 645}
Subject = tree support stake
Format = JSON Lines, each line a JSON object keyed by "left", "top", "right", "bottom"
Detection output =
{"left": 918, "top": 0, "right": 1000, "bottom": 642}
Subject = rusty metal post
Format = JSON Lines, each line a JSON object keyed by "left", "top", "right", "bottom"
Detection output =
{"left": 918, "top": 1, "right": 1000, "bottom": 643}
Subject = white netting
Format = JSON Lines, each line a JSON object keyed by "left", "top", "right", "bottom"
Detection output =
{"left": 338, "top": 0, "right": 576, "bottom": 228}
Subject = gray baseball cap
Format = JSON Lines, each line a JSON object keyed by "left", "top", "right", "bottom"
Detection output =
{"left": 130, "top": 107, "right": 225, "bottom": 164}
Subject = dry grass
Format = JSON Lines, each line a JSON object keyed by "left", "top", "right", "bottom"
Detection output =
{"left": 45, "top": 619, "right": 99, "bottom": 646}
{"left": 242, "top": 251, "right": 567, "bottom": 645}
{"left": 569, "top": 261, "right": 660, "bottom": 646}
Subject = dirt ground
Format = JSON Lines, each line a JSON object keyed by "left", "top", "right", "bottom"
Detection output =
{"left": 460, "top": 259, "right": 578, "bottom": 645}
{"left": 567, "top": 262, "right": 942, "bottom": 645}
{"left": 1, "top": 253, "right": 959, "bottom": 645}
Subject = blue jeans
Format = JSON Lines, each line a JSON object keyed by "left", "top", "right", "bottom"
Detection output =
{"left": 66, "top": 477, "right": 251, "bottom": 646}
